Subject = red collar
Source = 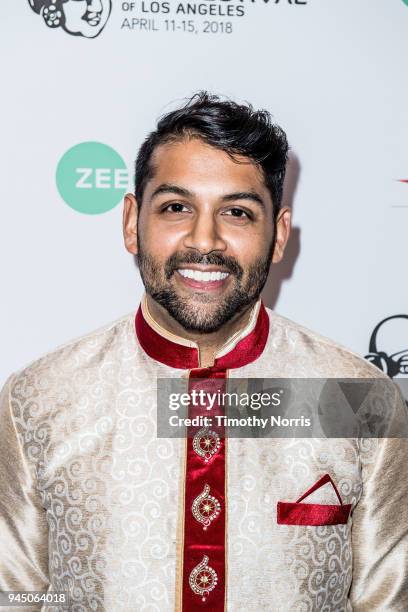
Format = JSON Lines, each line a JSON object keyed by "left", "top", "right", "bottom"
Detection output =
{"left": 135, "top": 296, "right": 269, "bottom": 370}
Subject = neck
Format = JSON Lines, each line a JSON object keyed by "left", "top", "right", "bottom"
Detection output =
{"left": 145, "top": 294, "right": 256, "bottom": 367}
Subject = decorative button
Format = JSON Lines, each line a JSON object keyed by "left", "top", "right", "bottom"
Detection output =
{"left": 192, "top": 427, "right": 221, "bottom": 462}
{"left": 189, "top": 555, "right": 218, "bottom": 602}
{"left": 192, "top": 484, "right": 221, "bottom": 530}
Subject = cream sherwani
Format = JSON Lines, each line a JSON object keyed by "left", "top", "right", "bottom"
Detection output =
{"left": 0, "top": 298, "right": 407, "bottom": 611}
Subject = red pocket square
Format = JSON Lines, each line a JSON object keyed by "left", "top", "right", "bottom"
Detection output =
{"left": 277, "top": 474, "right": 352, "bottom": 526}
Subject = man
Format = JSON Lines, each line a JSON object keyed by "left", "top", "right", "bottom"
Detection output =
{"left": 1, "top": 92, "right": 407, "bottom": 611}
{"left": 28, "top": 0, "right": 112, "bottom": 38}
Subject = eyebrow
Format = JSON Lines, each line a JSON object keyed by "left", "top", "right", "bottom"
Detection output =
{"left": 150, "top": 184, "right": 192, "bottom": 201}
{"left": 150, "top": 183, "right": 265, "bottom": 210}
{"left": 221, "top": 191, "right": 265, "bottom": 210}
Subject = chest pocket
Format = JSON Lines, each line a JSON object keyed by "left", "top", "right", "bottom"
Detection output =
{"left": 277, "top": 473, "right": 352, "bottom": 526}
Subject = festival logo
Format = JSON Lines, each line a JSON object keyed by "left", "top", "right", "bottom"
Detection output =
{"left": 28, "top": 0, "right": 309, "bottom": 38}
{"left": 28, "top": 0, "right": 112, "bottom": 38}
{"left": 365, "top": 315, "right": 408, "bottom": 378}
{"left": 56, "top": 142, "right": 129, "bottom": 215}
{"left": 365, "top": 315, "right": 408, "bottom": 401}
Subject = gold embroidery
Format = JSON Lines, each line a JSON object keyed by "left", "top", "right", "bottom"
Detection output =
{"left": 189, "top": 555, "right": 218, "bottom": 602}
{"left": 192, "top": 427, "right": 221, "bottom": 462}
{"left": 192, "top": 484, "right": 221, "bottom": 530}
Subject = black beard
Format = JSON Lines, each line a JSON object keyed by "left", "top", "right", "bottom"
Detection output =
{"left": 137, "top": 246, "right": 274, "bottom": 334}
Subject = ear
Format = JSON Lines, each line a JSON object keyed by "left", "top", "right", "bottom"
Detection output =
{"left": 123, "top": 193, "right": 139, "bottom": 255}
{"left": 272, "top": 207, "right": 292, "bottom": 264}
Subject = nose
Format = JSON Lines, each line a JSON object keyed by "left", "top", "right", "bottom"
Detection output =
{"left": 183, "top": 210, "right": 227, "bottom": 255}
{"left": 87, "top": 0, "right": 102, "bottom": 11}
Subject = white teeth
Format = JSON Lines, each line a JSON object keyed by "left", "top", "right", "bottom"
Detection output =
{"left": 178, "top": 269, "right": 229, "bottom": 282}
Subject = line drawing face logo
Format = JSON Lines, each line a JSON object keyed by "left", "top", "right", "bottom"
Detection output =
{"left": 28, "top": 0, "right": 112, "bottom": 38}
{"left": 365, "top": 315, "right": 408, "bottom": 402}
{"left": 365, "top": 315, "right": 408, "bottom": 379}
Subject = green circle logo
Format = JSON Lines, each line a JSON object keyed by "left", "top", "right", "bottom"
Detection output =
{"left": 403, "top": 0, "right": 408, "bottom": 5}
{"left": 56, "top": 142, "right": 129, "bottom": 215}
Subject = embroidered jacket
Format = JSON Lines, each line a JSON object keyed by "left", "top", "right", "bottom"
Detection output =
{"left": 0, "top": 297, "right": 407, "bottom": 611}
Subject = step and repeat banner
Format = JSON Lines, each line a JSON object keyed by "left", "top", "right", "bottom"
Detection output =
{"left": 1, "top": 1, "right": 407, "bottom": 395}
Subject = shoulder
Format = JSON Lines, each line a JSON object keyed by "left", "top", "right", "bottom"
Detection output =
{"left": 8, "top": 311, "right": 136, "bottom": 393}
{"left": 265, "top": 307, "right": 387, "bottom": 379}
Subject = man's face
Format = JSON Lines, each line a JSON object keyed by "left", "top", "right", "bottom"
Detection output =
{"left": 129, "top": 138, "right": 289, "bottom": 333}
{"left": 62, "top": 0, "right": 111, "bottom": 38}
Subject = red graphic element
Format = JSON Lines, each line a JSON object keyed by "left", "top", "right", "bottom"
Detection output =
{"left": 277, "top": 474, "right": 352, "bottom": 526}
{"left": 397, "top": 179, "right": 408, "bottom": 184}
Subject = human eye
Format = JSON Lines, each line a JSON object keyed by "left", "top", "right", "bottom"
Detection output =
{"left": 222, "top": 207, "right": 253, "bottom": 220}
{"left": 162, "top": 202, "right": 191, "bottom": 214}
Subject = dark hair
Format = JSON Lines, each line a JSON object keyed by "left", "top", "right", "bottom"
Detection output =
{"left": 135, "top": 91, "right": 289, "bottom": 218}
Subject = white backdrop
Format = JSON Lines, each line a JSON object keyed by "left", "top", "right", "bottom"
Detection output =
{"left": 1, "top": 0, "right": 407, "bottom": 388}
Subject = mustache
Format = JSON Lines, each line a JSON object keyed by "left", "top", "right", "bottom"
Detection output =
{"left": 164, "top": 252, "right": 243, "bottom": 280}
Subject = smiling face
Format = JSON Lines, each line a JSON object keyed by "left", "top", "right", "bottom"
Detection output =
{"left": 62, "top": 0, "right": 111, "bottom": 37}
{"left": 124, "top": 137, "right": 290, "bottom": 334}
